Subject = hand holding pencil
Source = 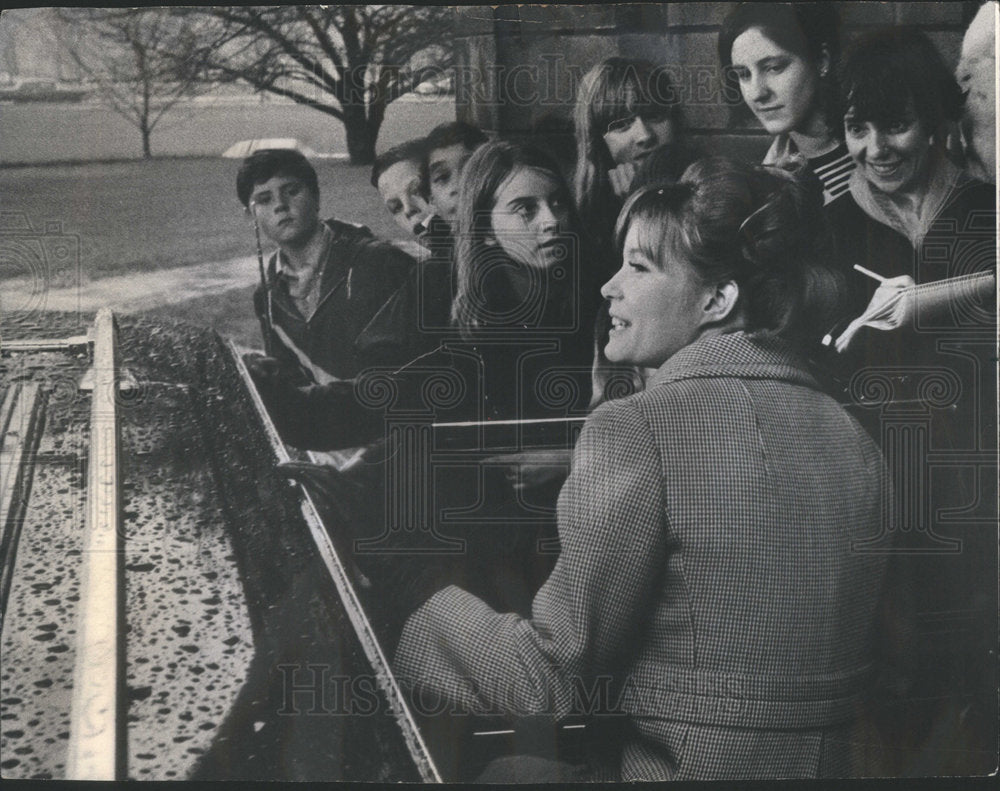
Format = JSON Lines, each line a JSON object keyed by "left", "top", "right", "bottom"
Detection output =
{"left": 823, "top": 264, "right": 916, "bottom": 353}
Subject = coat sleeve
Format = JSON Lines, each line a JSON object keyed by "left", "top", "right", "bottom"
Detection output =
{"left": 264, "top": 378, "right": 387, "bottom": 450}
{"left": 392, "top": 398, "right": 668, "bottom": 719}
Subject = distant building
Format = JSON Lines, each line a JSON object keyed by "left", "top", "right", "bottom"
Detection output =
{"left": 0, "top": 8, "right": 83, "bottom": 84}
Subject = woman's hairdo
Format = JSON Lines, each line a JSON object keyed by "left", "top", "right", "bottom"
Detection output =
{"left": 839, "top": 26, "right": 965, "bottom": 133}
{"left": 614, "top": 157, "right": 847, "bottom": 343}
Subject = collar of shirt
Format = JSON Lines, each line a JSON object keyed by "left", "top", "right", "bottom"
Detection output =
{"left": 274, "top": 222, "right": 335, "bottom": 293}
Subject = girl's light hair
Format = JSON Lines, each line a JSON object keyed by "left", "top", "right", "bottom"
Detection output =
{"left": 573, "top": 58, "right": 682, "bottom": 247}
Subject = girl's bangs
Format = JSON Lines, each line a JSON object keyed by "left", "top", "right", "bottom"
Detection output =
{"left": 591, "top": 72, "right": 642, "bottom": 130}
{"left": 629, "top": 200, "right": 687, "bottom": 272}
{"left": 845, "top": 76, "right": 912, "bottom": 127}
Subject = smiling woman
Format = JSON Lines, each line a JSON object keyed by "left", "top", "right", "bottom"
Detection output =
{"left": 838, "top": 27, "right": 993, "bottom": 249}
{"left": 602, "top": 213, "right": 724, "bottom": 369}
{"left": 393, "top": 158, "right": 890, "bottom": 782}
{"left": 604, "top": 157, "right": 847, "bottom": 365}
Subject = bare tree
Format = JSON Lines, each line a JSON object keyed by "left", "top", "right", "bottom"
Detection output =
{"left": 56, "top": 8, "right": 211, "bottom": 158}
{"left": 173, "top": 6, "right": 455, "bottom": 164}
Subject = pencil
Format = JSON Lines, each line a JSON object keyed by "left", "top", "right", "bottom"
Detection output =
{"left": 853, "top": 263, "right": 886, "bottom": 283}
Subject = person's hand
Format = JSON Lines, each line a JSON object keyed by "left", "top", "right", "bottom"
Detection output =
{"left": 835, "top": 275, "right": 916, "bottom": 353}
{"left": 243, "top": 352, "right": 284, "bottom": 382}
{"left": 608, "top": 163, "right": 637, "bottom": 198}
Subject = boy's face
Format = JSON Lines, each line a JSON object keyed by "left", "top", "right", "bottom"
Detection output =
{"left": 248, "top": 174, "right": 320, "bottom": 248}
{"left": 428, "top": 143, "right": 475, "bottom": 224}
{"left": 377, "top": 159, "right": 430, "bottom": 236}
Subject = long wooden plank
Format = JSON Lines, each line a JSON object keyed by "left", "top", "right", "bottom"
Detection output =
{"left": 0, "top": 384, "right": 43, "bottom": 536}
{"left": 0, "top": 382, "right": 44, "bottom": 630}
{"left": 0, "top": 384, "right": 26, "bottom": 529}
{"left": 226, "top": 340, "right": 442, "bottom": 783}
{"left": 0, "top": 334, "right": 91, "bottom": 355}
{"left": 66, "top": 309, "right": 123, "bottom": 780}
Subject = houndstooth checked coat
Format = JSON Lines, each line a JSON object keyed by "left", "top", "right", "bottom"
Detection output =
{"left": 394, "top": 331, "right": 889, "bottom": 780}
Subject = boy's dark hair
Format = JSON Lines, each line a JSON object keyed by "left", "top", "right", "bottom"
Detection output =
{"left": 371, "top": 139, "right": 427, "bottom": 190}
{"left": 236, "top": 148, "right": 319, "bottom": 208}
{"left": 424, "top": 121, "right": 489, "bottom": 157}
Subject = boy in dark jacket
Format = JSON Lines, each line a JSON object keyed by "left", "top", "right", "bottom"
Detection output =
{"left": 237, "top": 148, "right": 417, "bottom": 452}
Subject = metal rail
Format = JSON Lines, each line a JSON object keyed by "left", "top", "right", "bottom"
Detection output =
{"left": 66, "top": 309, "right": 124, "bottom": 780}
{"left": 226, "top": 339, "right": 443, "bottom": 784}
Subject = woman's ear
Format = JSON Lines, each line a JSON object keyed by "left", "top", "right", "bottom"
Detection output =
{"left": 818, "top": 44, "right": 831, "bottom": 78}
{"left": 701, "top": 280, "right": 741, "bottom": 326}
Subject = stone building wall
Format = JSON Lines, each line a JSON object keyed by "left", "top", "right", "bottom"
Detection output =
{"left": 452, "top": 2, "right": 981, "bottom": 166}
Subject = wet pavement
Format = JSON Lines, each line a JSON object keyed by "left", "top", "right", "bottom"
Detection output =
{"left": 0, "top": 312, "right": 419, "bottom": 780}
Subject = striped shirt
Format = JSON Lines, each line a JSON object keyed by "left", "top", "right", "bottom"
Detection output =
{"left": 764, "top": 136, "right": 855, "bottom": 206}
{"left": 810, "top": 143, "right": 854, "bottom": 204}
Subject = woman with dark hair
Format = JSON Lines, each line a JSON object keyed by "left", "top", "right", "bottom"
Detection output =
{"left": 719, "top": 2, "right": 852, "bottom": 205}
{"left": 831, "top": 30, "right": 997, "bottom": 771}
{"left": 573, "top": 57, "right": 689, "bottom": 270}
{"left": 392, "top": 158, "right": 888, "bottom": 781}
{"left": 841, "top": 27, "right": 994, "bottom": 253}
{"left": 831, "top": 26, "right": 996, "bottom": 351}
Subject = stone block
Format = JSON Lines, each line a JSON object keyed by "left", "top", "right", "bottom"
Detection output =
{"left": 487, "top": 34, "right": 618, "bottom": 120}
{"left": 895, "top": 2, "right": 966, "bottom": 26}
{"left": 691, "top": 132, "right": 772, "bottom": 162}
{"left": 841, "top": 1, "right": 897, "bottom": 28}
{"left": 684, "top": 100, "right": 737, "bottom": 132}
{"left": 518, "top": 4, "right": 619, "bottom": 33}
{"left": 844, "top": 1, "right": 967, "bottom": 29}
{"left": 611, "top": 5, "right": 671, "bottom": 35}
{"left": 664, "top": 2, "right": 739, "bottom": 28}
{"left": 453, "top": 5, "right": 494, "bottom": 37}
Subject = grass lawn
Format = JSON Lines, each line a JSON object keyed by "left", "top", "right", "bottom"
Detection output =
{"left": 0, "top": 157, "right": 428, "bottom": 346}
{"left": 141, "top": 284, "right": 263, "bottom": 350}
{"left": 0, "top": 157, "right": 425, "bottom": 346}
{"left": 0, "top": 96, "right": 453, "bottom": 342}
{"left": 0, "top": 157, "right": 411, "bottom": 280}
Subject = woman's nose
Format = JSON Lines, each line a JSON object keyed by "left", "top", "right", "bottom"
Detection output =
{"left": 535, "top": 202, "right": 559, "bottom": 230}
{"left": 402, "top": 196, "right": 421, "bottom": 217}
{"left": 631, "top": 117, "right": 656, "bottom": 145}
{"left": 869, "top": 131, "right": 888, "bottom": 157}
{"left": 600, "top": 270, "right": 622, "bottom": 299}
{"left": 750, "top": 73, "right": 770, "bottom": 103}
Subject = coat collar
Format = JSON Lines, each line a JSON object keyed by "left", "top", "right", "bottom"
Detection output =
{"left": 646, "top": 331, "right": 819, "bottom": 391}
